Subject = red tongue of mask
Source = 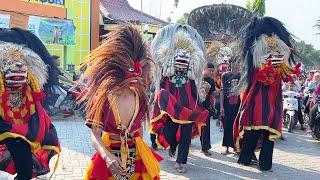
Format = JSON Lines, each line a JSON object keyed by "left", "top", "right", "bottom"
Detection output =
{"left": 218, "top": 64, "right": 229, "bottom": 73}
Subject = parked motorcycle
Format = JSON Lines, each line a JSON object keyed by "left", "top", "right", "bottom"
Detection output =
{"left": 309, "top": 95, "right": 320, "bottom": 140}
{"left": 283, "top": 91, "right": 300, "bottom": 132}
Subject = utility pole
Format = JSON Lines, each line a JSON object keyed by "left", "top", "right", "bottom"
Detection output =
{"left": 140, "top": 0, "right": 143, "bottom": 18}
{"left": 140, "top": 0, "right": 144, "bottom": 34}
{"left": 159, "top": 0, "right": 162, "bottom": 19}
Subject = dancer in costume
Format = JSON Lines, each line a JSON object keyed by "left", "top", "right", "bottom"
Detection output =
{"left": 207, "top": 40, "right": 238, "bottom": 126}
{"left": 151, "top": 24, "right": 208, "bottom": 173}
{"left": 207, "top": 42, "right": 241, "bottom": 153}
{"left": 199, "top": 62, "right": 216, "bottom": 156}
{"left": 220, "top": 63, "right": 241, "bottom": 155}
{"left": 188, "top": 4, "right": 254, "bottom": 124}
{"left": 233, "top": 16, "right": 301, "bottom": 171}
{"left": 0, "top": 28, "right": 60, "bottom": 180}
{"left": 82, "top": 25, "right": 162, "bottom": 180}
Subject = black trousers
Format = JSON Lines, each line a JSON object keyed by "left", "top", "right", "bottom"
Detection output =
{"left": 200, "top": 116, "right": 211, "bottom": 151}
{"left": 238, "top": 130, "right": 274, "bottom": 171}
{"left": 309, "top": 104, "right": 319, "bottom": 128}
{"left": 297, "top": 100, "right": 304, "bottom": 125}
{"left": 2, "top": 138, "right": 33, "bottom": 180}
{"left": 163, "top": 118, "right": 192, "bottom": 164}
{"left": 150, "top": 133, "right": 157, "bottom": 147}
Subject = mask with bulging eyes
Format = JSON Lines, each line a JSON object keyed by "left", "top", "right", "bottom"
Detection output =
{"left": 215, "top": 46, "right": 232, "bottom": 74}
{"left": 174, "top": 49, "right": 190, "bottom": 77}
{"left": 1, "top": 48, "right": 28, "bottom": 87}
{"left": 126, "top": 61, "right": 142, "bottom": 84}
{"left": 216, "top": 47, "right": 232, "bottom": 65}
{"left": 169, "top": 49, "right": 191, "bottom": 86}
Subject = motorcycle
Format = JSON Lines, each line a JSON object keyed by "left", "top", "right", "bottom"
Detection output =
{"left": 283, "top": 91, "right": 300, "bottom": 132}
{"left": 44, "top": 84, "right": 78, "bottom": 117}
{"left": 309, "top": 95, "right": 320, "bottom": 140}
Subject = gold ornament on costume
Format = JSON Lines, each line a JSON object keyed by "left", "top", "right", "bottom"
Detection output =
{"left": 277, "top": 60, "right": 295, "bottom": 78}
{"left": 265, "top": 36, "right": 278, "bottom": 49}
{"left": 0, "top": 73, "right": 4, "bottom": 96}
{"left": 27, "top": 71, "right": 41, "bottom": 93}
{"left": 0, "top": 85, "right": 36, "bottom": 125}
{"left": 9, "top": 90, "right": 23, "bottom": 108}
{"left": 2, "top": 47, "right": 25, "bottom": 64}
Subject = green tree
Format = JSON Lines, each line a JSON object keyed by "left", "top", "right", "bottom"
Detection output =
{"left": 296, "top": 41, "right": 320, "bottom": 67}
{"left": 176, "top": 13, "right": 189, "bottom": 24}
{"left": 314, "top": 18, "right": 320, "bottom": 35}
{"left": 246, "top": 0, "right": 266, "bottom": 16}
{"left": 246, "top": 0, "right": 253, "bottom": 10}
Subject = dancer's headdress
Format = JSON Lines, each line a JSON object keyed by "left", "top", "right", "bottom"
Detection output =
{"left": 0, "top": 28, "right": 57, "bottom": 96}
{"left": 151, "top": 24, "right": 207, "bottom": 93}
{"left": 80, "top": 24, "right": 152, "bottom": 128}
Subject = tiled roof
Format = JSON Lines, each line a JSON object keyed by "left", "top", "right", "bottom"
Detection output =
{"left": 100, "top": 0, "right": 167, "bottom": 25}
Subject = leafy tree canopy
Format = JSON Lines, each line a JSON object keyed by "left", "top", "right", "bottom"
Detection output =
{"left": 246, "top": 0, "right": 266, "bottom": 16}
{"left": 296, "top": 41, "right": 320, "bottom": 68}
{"left": 176, "top": 13, "right": 189, "bottom": 24}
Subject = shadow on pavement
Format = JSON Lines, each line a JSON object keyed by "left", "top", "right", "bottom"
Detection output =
{"left": 275, "top": 130, "right": 320, "bottom": 156}
{"left": 156, "top": 147, "right": 320, "bottom": 180}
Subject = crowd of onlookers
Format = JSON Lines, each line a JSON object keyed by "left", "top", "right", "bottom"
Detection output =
{"left": 281, "top": 69, "right": 320, "bottom": 130}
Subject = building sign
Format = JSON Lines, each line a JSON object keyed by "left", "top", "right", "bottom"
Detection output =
{"left": 27, "top": 0, "right": 65, "bottom": 6}
{"left": 0, "top": 14, "right": 10, "bottom": 28}
{"left": 28, "top": 16, "right": 75, "bottom": 45}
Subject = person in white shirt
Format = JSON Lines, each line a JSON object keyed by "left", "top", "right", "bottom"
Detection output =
{"left": 282, "top": 75, "right": 305, "bottom": 130}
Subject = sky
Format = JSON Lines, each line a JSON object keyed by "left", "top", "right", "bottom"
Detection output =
{"left": 127, "top": 0, "right": 320, "bottom": 49}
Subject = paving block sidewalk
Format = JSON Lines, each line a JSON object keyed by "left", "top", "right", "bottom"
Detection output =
{"left": 1, "top": 115, "right": 320, "bottom": 180}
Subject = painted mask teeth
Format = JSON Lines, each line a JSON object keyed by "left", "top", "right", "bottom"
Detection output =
{"left": 4, "top": 72, "right": 27, "bottom": 78}
{"left": 5, "top": 79, "right": 27, "bottom": 84}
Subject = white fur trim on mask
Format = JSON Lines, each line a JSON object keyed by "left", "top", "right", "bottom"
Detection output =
{"left": 0, "top": 42, "right": 48, "bottom": 88}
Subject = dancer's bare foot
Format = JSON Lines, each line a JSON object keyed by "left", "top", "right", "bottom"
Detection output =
{"left": 174, "top": 163, "right": 186, "bottom": 173}
{"left": 221, "top": 147, "right": 230, "bottom": 155}
{"left": 168, "top": 149, "right": 175, "bottom": 158}
{"left": 232, "top": 148, "right": 237, "bottom": 153}
{"left": 251, "top": 154, "right": 259, "bottom": 165}
{"left": 202, "top": 150, "right": 212, "bottom": 156}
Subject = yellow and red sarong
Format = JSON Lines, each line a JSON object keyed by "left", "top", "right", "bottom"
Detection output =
{"left": 84, "top": 133, "right": 163, "bottom": 180}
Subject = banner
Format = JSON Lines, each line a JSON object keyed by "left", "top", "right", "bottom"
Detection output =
{"left": 28, "top": 16, "right": 75, "bottom": 45}
{"left": 25, "top": 0, "right": 65, "bottom": 6}
{"left": 0, "top": 14, "right": 10, "bottom": 28}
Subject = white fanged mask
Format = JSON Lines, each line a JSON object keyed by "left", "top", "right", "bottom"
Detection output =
{"left": 216, "top": 46, "right": 232, "bottom": 74}
{"left": 174, "top": 49, "right": 191, "bottom": 77}
{"left": 252, "top": 35, "right": 291, "bottom": 68}
{"left": 216, "top": 46, "right": 232, "bottom": 65}
{"left": 1, "top": 48, "right": 28, "bottom": 87}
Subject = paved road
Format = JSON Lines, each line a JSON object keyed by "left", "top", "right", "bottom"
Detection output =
{"left": 1, "top": 114, "right": 320, "bottom": 180}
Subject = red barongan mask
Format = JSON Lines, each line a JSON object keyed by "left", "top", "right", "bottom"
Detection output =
{"left": 127, "top": 61, "right": 142, "bottom": 78}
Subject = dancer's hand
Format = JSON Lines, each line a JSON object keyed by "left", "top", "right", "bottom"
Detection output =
{"left": 216, "top": 120, "right": 221, "bottom": 127}
{"left": 103, "top": 153, "right": 127, "bottom": 176}
{"left": 220, "top": 108, "right": 225, "bottom": 117}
